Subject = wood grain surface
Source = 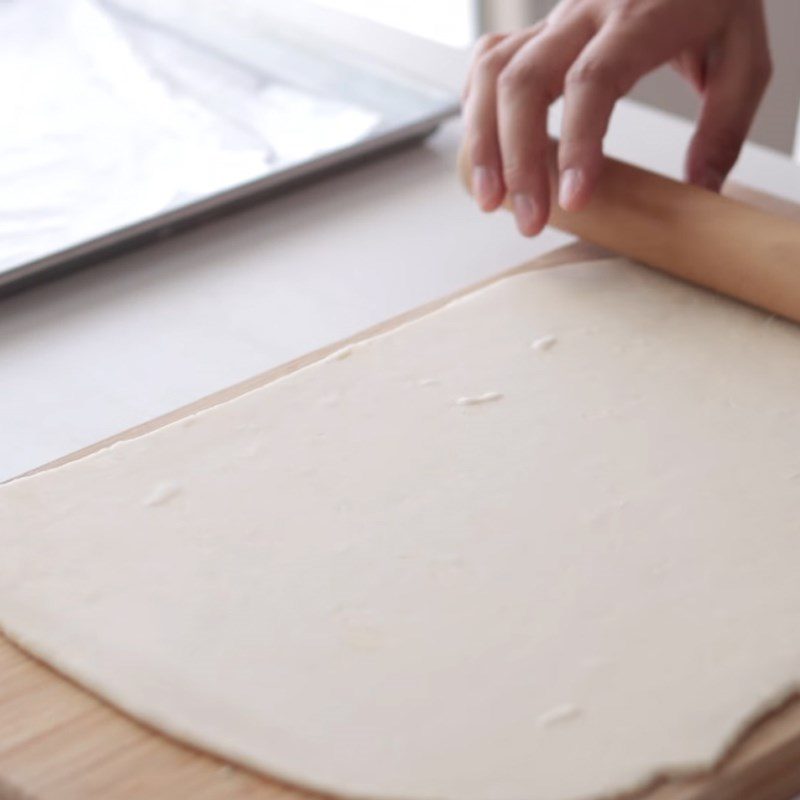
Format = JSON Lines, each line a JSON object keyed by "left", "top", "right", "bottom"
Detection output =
{"left": 2, "top": 179, "right": 800, "bottom": 800}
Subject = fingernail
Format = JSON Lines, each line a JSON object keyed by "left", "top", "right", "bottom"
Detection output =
{"left": 559, "top": 168, "right": 584, "bottom": 211}
{"left": 512, "top": 193, "right": 540, "bottom": 236}
{"left": 473, "top": 166, "right": 500, "bottom": 209}
{"left": 693, "top": 167, "right": 724, "bottom": 192}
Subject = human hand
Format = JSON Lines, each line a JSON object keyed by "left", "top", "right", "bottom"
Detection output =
{"left": 462, "top": 0, "right": 772, "bottom": 235}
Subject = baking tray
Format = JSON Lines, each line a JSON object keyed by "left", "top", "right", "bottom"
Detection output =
{"left": 0, "top": 0, "right": 458, "bottom": 294}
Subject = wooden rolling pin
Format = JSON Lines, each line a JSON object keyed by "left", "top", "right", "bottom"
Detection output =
{"left": 459, "top": 144, "right": 800, "bottom": 324}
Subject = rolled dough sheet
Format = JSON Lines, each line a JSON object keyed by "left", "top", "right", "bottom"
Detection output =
{"left": 3, "top": 257, "right": 800, "bottom": 800}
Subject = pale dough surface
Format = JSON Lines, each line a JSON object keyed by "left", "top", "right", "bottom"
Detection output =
{"left": 3, "top": 258, "right": 800, "bottom": 800}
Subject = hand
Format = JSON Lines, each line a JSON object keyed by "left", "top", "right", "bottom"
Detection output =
{"left": 462, "top": 0, "right": 772, "bottom": 235}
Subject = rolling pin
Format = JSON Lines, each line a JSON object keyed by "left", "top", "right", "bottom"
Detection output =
{"left": 458, "top": 144, "right": 800, "bottom": 324}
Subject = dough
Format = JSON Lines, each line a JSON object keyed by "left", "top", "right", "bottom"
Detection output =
{"left": 2, "top": 258, "right": 800, "bottom": 800}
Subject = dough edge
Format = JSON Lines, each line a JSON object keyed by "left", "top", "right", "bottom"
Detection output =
{"left": 4, "top": 258, "right": 800, "bottom": 800}
{"left": 3, "top": 582, "right": 800, "bottom": 800}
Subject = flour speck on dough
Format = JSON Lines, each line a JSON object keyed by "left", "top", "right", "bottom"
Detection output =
{"left": 455, "top": 392, "right": 503, "bottom": 406}
{"left": 537, "top": 704, "right": 582, "bottom": 728}
{"left": 143, "top": 481, "right": 181, "bottom": 507}
{"left": 531, "top": 334, "right": 558, "bottom": 352}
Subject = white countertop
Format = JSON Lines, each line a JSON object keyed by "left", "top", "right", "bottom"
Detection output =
{"left": 3, "top": 6, "right": 800, "bottom": 483}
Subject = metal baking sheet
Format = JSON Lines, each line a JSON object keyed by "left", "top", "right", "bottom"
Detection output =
{"left": 0, "top": 0, "right": 458, "bottom": 293}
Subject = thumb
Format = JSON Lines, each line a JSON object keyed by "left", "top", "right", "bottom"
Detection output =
{"left": 684, "top": 2, "right": 771, "bottom": 191}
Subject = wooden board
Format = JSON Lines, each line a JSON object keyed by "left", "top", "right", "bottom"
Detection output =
{"left": 3, "top": 183, "right": 800, "bottom": 800}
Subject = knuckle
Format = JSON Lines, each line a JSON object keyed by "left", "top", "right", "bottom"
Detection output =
{"left": 474, "top": 32, "right": 504, "bottom": 55}
{"left": 497, "top": 64, "right": 526, "bottom": 94}
{"left": 500, "top": 59, "right": 558, "bottom": 103}
{"left": 498, "top": 62, "right": 541, "bottom": 96}
{"left": 566, "top": 56, "right": 627, "bottom": 95}
{"left": 476, "top": 49, "right": 509, "bottom": 78}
